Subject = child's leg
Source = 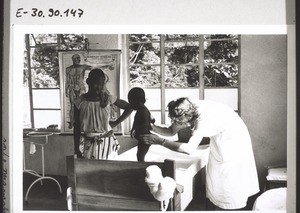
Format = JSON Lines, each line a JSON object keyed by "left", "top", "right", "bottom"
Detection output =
{"left": 137, "top": 142, "right": 151, "bottom": 162}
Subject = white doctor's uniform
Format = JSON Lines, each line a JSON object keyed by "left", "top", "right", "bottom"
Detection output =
{"left": 193, "top": 100, "right": 259, "bottom": 209}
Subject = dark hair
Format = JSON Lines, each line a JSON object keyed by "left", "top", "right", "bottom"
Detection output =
{"left": 86, "top": 68, "right": 110, "bottom": 108}
{"left": 128, "top": 87, "right": 146, "bottom": 103}
{"left": 86, "top": 68, "right": 108, "bottom": 85}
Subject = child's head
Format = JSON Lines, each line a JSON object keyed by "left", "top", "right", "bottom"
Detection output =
{"left": 128, "top": 87, "right": 146, "bottom": 110}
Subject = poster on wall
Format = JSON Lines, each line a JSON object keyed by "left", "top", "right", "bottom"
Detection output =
{"left": 58, "top": 50, "right": 121, "bottom": 133}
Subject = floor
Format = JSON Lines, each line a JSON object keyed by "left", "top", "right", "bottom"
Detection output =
{"left": 23, "top": 173, "right": 68, "bottom": 211}
{"left": 23, "top": 173, "right": 206, "bottom": 211}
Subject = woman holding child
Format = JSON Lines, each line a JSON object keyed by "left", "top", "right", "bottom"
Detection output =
{"left": 141, "top": 97, "right": 259, "bottom": 211}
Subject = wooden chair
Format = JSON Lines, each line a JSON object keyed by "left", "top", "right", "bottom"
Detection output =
{"left": 66, "top": 155, "right": 182, "bottom": 211}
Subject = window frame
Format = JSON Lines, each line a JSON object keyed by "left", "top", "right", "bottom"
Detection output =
{"left": 24, "top": 34, "right": 62, "bottom": 129}
{"left": 23, "top": 34, "right": 240, "bottom": 133}
{"left": 126, "top": 34, "right": 240, "bottom": 125}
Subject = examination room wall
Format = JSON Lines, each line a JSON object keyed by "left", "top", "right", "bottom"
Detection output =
{"left": 240, "top": 35, "right": 287, "bottom": 190}
{"left": 24, "top": 35, "right": 288, "bottom": 191}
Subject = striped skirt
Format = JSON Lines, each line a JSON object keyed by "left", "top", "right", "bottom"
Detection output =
{"left": 79, "top": 133, "right": 120, "bottom": 160}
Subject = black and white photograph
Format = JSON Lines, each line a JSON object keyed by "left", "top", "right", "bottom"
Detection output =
{"left": 2, "top": 0, "right": 296, "bottom": 213}
{"left": 21, "top": 33, "right": 288, "bottom": 211}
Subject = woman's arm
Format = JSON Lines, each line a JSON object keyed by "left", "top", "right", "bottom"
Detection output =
{"left": 151, "top": 123, "right": 183, "bottom": 136}
{"left": 73, "top": 105, "right": 82, "bottom": 157}
{"left": 141, "top": 123, "right": 204, "bottom": 154}
{"left": 110, "top": 98, "right": 133, "bottom": 128}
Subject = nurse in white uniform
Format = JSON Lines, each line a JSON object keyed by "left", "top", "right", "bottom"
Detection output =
{"left": 141, "top": 97, "right": 259, "bottom": 210}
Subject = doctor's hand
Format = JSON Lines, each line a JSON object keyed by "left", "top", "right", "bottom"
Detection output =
{"left": 139, "top": 134, "right": 164, "bottom": 145}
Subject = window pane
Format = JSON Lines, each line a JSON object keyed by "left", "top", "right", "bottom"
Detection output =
{"left": 31, "top": 34, "right": 58, "bottom": 45}
{"left": 32, "top": 89, "right": 60, "bottom": 108}
{"left": 165, "top": 65, "right": 199, "bottom": 87}
{"left": 165, "top": 113, "right": 172, "bottom": 126}
{"left": 59, "top": 34, "right": 88, "bottom": 50}
{"left": 130, "top": 66, "right": 161, "bottom": 87}
{"left": 165, "top": 41, "right": 199, "bottom": 64}
{"left": 129, "top": 34, "right": 160, "bottom": 42}
{"left": 31, "top": 68, "right": 59, "bottom": 88}
{"left": 204, "top": 64, "right": 238, "bottom": 87}
{"left": 204, "top": 88, "right": 238, "bottom": 111}
{"left": 23, "top": 86, "right": 32, "bottom": 128}
{"left": 149, "top": 111, "right": 161, "bottom": 125}
{"left": 165, "top": 34, "right": 200, "bottom": 41}
{"left": 204, "top": 39, "right": 239, "bottom": 63}
{"left": 204, "top": 34, "right": 238, "bottom": 40}
{"left": 33, "top": 110, "right": 61, "bottom": 129}
{"left": 30, "top": 45, "right": 58, "bottom": 68}
{"left": 129, "top": 43, "right": 160, "bottom": 65}
{"left": 144, "top": 89, "right": 161, "bottom": 110}
{"left": 30, "top": 43, "right": 59, "bottom": 88}
{"left": 165, "top": 88, "right": 200, "bottom": 106}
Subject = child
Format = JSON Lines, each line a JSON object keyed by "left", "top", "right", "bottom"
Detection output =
{"left": 73, "top": 68, "right": 132, "bottom": 159}
{"left": 128, "top": 87, "right": 155, "bottom": 162}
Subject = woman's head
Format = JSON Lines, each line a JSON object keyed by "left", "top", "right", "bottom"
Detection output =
{"left": 168, "top": 97, "right": 199, "bottom": 125}
{"left": 128, "top": 87, "right": 146, "bottom": 110}
{"left": 86, "top": 68, "right": 108, "bottom": 93}
{"left": 86, "top": 68, "right": 110, "bottom": 107}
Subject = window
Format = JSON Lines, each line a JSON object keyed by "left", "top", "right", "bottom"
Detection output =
{"left": 23, "top": 34, "right": 88, "bottom": 129}
{"left": 128, "top": 34, "right": 239, "bottom": 125}
{"left": 23, "top": 34, "right": 239, "bottom": 133}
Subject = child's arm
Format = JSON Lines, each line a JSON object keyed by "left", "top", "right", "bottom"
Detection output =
{"left": 109, "top": 98, "right": 133, "bottom": 128}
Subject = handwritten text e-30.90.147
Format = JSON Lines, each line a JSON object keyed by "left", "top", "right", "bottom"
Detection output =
{"left": 16, "top": 8, "right": 84, "bottom": 18}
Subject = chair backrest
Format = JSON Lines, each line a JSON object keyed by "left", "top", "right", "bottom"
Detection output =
{"left": 66, "top": 156, "right": 176, "bottom": 211}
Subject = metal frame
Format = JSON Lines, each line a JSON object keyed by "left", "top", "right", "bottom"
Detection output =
{"left": 23, "top": 132, "right": 62, "bottom": 203}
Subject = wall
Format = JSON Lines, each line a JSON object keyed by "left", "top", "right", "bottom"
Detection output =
{"left": 240, "top": 35, "right": 287, "bottom": 190}
{"left": 24, "top": 134, "right": 137, "bottom": 176}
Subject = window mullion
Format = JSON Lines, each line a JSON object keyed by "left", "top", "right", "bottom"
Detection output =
{"left": 26, "top": 34, "right": 35, "bottom": 127}
{"left": 238, "top": 35, "right": 241, "bottom": 115}
{"left": 124, "top": 34, "right": 131, "bottom": 134}
{"left": 199, "top": 35, "right": 205, "bottom": 100}
{"left": 160, "top": 35, "right": 166, "bottom": 124}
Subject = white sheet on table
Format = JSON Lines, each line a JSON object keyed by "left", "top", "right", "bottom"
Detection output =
{"left": 115, "top": 144, "right": 210, "bottom": 210}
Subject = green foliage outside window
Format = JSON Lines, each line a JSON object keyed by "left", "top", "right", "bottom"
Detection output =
{"left": 129, "top": 34, "right": 239, "bottom": 88}
{"left": 24, "top": 34, "right": 88, "bottom": 88}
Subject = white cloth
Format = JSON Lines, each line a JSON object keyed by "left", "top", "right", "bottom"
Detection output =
{"left": 29, "top": 142, "right": 36, "bottom": 155}
{"left": 252, "top": 187, "right": 286, "bottom": 210}
{"left": 66, "top": 187, "right": 73, "bottom": 211}
{"left": 145, "top": 165, "right": 176, "bottom": 211}
{"left": 74, "top": 94, "right": 117, "bottom": 133}
{"left": 193, "top": 100, "right": 259, "bottom": 209}
{"left": 266, "top": 167, "right": 287, "bottom": 181}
